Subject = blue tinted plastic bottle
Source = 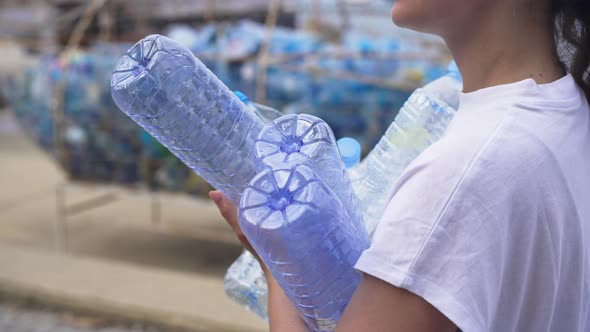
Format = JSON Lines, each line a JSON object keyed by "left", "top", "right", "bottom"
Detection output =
{"left": 255, "top": 114, "right": 365, "bottom": 233}
{"left": 239, "top": 165, "right": 369, "bottom": 332}
{"left": 111, "top": 35, "right": 264, "bottom": 203}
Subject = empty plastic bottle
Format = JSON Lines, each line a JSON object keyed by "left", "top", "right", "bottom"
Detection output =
{"left": 422, "top": 61, "right": 463, "bottom": 109}
{"left": 239, "top": 165, "right": 370, "bottom": 332}
{"left": 352, "top": 63, "right": 462, "bottom": 234}
{"left": 223, "top": 250, "right": 269, "bottom": 319}
{"left": 111, "top": 35, "right": 264, "bottom": 203}
{"left": 255, "top": 114, "right": 365, "bottom": 231}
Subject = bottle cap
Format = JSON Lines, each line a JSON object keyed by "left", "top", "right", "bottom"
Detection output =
{"left": 233, "top": 90, "right": 250, "bottom": 104}
{"left": 337, "top": 137, "right": 361, "bottom": 169}
{"left": 447, "top": 61, "right": 463, "bottom": 82}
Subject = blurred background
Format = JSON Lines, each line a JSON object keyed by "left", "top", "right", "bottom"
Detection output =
{"left": 0, "top": 0, "right": 450, "bottom": 331}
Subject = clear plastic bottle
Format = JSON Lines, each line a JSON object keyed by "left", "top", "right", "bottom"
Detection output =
{"left": 223, "top": 250, "right": 269, "bottom": 319}
{"left": 422, "top": 61, "right": 463, "bottom": 109}
{"left": 111, "top": 35, "right": 264, "bottom": 203}
{"left": 239, "top": 165, "right": 369, "bottom": 332}
{"left": 255, "top": 114, "right": 365, "bottom": 230}
{"left": 353, "top": 63, "right": 462, "bottom": 234}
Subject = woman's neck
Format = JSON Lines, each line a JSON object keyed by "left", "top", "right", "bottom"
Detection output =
{"left": 444, "top": 2, "right": 565, "bottom": 93}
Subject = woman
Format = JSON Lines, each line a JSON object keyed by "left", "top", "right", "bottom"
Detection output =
{"left": 210, "top": 0, "right": 590, "bottom": 330}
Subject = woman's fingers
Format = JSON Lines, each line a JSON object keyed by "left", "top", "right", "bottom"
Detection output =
{"left": 209, "top": 190, "right": 238, "bottom": 227}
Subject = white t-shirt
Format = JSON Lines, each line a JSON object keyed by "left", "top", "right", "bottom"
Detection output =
{"left": 355, "top": 74, "right": 590, "bottom": 332}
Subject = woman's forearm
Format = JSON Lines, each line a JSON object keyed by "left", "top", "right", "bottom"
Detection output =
{"left": 265, "top": 269, "right": 308, "bottom": 331}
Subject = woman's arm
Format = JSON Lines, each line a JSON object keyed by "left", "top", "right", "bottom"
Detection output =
{"left": 336, "top": 274, "right": 456, "bottom": 332}
{"left": 210, "top": 191, "right": 457, "bottom": 332}
{"left": 264, "top": 270, "right": 457, "bottom": 332}
{"left": 264, "top": 268, "right": 308, "bottom": 331}
{"left": 263, "top": 270, "right": 457, "bottom": 332}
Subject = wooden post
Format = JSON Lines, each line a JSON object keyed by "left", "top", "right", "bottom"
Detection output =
{"left": 256, "top": 0, "right": 282, "bottom": 104}
{"left": 205, "top": 0, "right": 215, "bottom": 23}
{"left": 62, "top": 0, "right": 108, "bottom": 55}
{"left": 98, "top": 2, "right": 112, "bottom": 42}
{"left": 337, "top": 0, "right": 350, "bottom": 34}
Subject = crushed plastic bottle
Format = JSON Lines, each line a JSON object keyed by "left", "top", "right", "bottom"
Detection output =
{"left": 223, "top": 250, "right": 269, "bottom": 319}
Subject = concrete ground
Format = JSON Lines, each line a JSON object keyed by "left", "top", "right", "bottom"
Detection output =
{"left": 0, "top": 111, "right": 267, "bottom": 331}
{"left": 0, "top": 298, "right": 166, "bottom": 332}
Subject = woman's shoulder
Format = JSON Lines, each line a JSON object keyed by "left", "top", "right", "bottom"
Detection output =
{"left": 387, "top": 109, "right": 556, "bottom": 216}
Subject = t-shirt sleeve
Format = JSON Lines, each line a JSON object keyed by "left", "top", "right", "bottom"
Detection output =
{"left": 355, "top": 138, "right": 517, "bottom": 331}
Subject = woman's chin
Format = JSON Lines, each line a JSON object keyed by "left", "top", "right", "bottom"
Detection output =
{"left": 391, "top": 3, "right": 416, "bottom": 29}
{"left": 390, "top": 3, "right": 403, "bottom": 25}
{"left": 391, "top": 4, "right": 434, "bottom": 33}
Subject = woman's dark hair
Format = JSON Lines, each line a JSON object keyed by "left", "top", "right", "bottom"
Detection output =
{"left": 550, "top": 0, "right": 590, "bottom": 101}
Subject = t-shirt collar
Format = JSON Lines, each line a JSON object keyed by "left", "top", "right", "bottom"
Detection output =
{"left": 459, "top": 74, "right": 579, "bottom": 110}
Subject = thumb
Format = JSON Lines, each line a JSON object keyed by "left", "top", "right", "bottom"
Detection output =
{"left": 209, "top": 190, "right": 224, "bottom": 205}
{"left": 209, "top": 191, "right": 239, "bottom": 228}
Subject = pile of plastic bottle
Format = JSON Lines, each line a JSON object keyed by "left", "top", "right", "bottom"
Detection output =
{"left": 1, "top": 44, "right": 212, "bottom": 192}
{"left": 1, "top": 20, "right": 449, "bottom": 195}
{"left": 111, "top": 35, "right": 373, "bottom": 331}
{"left": 166, "top": 21, "right": 449, "bottom": 150}
{"left": 5, "top": 56, "right": 57, "bottom": 151}
{"left": 110, "top": 34, "right": 462, "bottom": 330}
